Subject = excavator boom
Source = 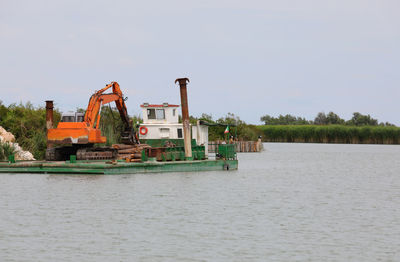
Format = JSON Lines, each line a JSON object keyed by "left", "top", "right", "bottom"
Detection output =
{"left": 83, "top": 82, "right": 134, "bottom": 144}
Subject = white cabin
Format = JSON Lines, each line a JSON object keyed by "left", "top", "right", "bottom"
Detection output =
{"left": 138, "top": 103, "right": 209, "bottom": 155}
{"left": 139, "top": 103, "right": 183, "bottom": 139}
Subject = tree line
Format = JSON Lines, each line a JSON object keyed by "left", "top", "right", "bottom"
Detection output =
{"left": 260, "top": 112, "right": 395, "bottom": 126}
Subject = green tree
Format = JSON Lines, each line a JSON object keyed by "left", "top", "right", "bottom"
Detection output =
{"left": 260, "top": 114, "right": 310, "bottom": 125}
{"left": 347, "top": 112, "right": 378, "bottom": 126}
{"left": 199, "top": 113, "right": 213, "bottom": 122}
{"left": 379, "top": 122, "right": 395, "bottom": 127}
{"left": 314, "top": 112, "right": 345, "bottom": 125}
{"left": 260, "top": 114, "right": 274, "bottom": 125}
{"left": 314, "top": 112, "right": 327, "bottom": 125}
{"left": 326, "top": 112, "right": 345, "bottom": 125}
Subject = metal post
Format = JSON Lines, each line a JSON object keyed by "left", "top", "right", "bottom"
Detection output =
{"left": 45, "top": 100, "right": 54, "bottom": 149}
{"left": 175, "top": 78, "right": 192, "bottom": 159}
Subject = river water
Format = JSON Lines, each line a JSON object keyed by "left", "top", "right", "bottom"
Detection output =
{"left": 0, "top": 143, "right": 399, "bottom": 261}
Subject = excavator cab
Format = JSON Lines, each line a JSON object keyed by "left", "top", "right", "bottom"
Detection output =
{"left": 61, "top": 112, "right": 85, "bottom": 122}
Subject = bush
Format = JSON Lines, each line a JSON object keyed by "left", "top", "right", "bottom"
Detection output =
{"left": 0, "top": 142, "right": 15, "bottom": 161}
{"left": 0, "top": 102, "right": 61, "bottom": 159}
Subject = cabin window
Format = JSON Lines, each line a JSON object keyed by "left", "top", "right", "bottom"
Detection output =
{"left": 156, "top": 109, "right": 165, "bottom": 120}
{"left": 61, "top": 116, "right": 75, "bottom": 122}
{"left": 147, "top": 109, "right": 156, "bottom": 119}
{"left": 177, "top": 128, "right": 183, "bottom": 138}
{"left": 147, "top": 108, "right": 165, "bottom": 120}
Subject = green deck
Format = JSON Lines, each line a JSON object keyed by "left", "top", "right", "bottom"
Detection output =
{"left": 0, "top": 159, "right": 238, "bottom": 175}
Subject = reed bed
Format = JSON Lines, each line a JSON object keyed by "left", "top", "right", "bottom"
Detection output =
{"left": 258, "top": 125, "right": 400, "bottom": 144}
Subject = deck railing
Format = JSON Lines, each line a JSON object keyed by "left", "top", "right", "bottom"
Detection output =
{"left": 209, "top": 140, "right": 263, "bottom": 153}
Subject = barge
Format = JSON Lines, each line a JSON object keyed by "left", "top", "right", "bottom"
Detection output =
{"left": 0, "top": 158, "right": 237, "bottom": 175}
{"left": 0, "top": 77, "right": 238, "bottom": 174}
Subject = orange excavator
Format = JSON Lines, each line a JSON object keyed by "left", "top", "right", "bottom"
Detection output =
{"left": 46, "top": 82, "right": 138, "bottom": 161}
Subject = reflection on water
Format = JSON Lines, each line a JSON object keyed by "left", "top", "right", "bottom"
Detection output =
{"left": 0, "top": 143, "right": 399, "bottom": 261}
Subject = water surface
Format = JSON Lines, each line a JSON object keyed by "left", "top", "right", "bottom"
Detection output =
{"left": 1, "top": 143, "right": 399, "bottom": 261}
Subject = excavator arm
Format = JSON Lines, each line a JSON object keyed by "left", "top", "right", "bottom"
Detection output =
{"left": 84, "top": 82, "right": 137, "bottom": 144}
{"left": 85, "top": 93, "right": 120, "bottom": 128}
{"left": 112, "top": 82, "right": 131, "bottom": 129}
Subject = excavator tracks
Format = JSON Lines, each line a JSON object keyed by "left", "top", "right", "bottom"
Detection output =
{"left": 46, "top": 146, "right": 117, "bottom": 161}
{"left": 76, "top": 147, "right": 117, "bottom": 160}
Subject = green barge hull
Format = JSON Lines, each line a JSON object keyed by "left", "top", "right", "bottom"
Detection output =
{"left": 0, "top": 159, "right": 238, "bottom": 175}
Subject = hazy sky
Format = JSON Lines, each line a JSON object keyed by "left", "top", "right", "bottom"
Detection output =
{"left": 1, "top": 0, "right": 399, "bottom": 124}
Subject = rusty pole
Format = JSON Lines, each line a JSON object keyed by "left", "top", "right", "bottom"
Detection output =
{"left": 45, "top": 100, "right": 54, "bottom": 149}
{"left": 175, "top": 78, "right": 192, "bottom": 159}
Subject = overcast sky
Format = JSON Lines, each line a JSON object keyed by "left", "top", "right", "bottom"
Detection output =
{"left": 1, "top": 0, "right": 399, "bottom": 124}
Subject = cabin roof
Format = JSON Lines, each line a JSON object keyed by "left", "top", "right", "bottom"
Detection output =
{"left": 140, "top": 103, "right": 179, "bottom": 108}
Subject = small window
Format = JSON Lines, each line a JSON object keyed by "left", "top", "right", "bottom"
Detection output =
{"left": 160, "top": 128, "right": 170, "bottom": 138}
{"left": 177, "top": 128, "right": 183, "bottom": 138}
{"left": 156, "top": 109, "right": 165, "bottom": 120}
{"left": 147, "top": 109, "right": 156, "bottom": 119}
{"left": 61, "top": 116, "right": 75, "bottom": 122}
{"left": 173, "top": 109, "right": 176, "bottom": 116}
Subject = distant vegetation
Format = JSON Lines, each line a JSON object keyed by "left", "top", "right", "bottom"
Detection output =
{"left": 257, "top": 112, "right": 399, "bottom": 144}
{"left": 260, "top": 111, "right": 395, "bottom": 126}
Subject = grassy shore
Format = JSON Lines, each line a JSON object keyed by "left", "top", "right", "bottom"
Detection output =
{"left": 258, "top": 125, "right": 400, "bottom": 144}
